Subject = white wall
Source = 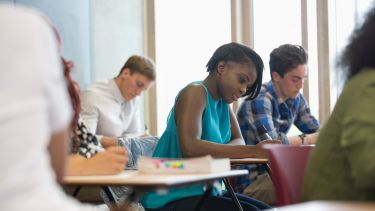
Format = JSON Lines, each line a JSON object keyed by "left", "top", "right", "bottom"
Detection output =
{"left": 13, "top": 0, "right": 145, "bottom": 89}
{"left": 91, "top": 0, "right": 144, "bottom": 82}
{"left": 15, "top": 0, "right": 92, "bottom": 88}
{"left": 12, "top": 0, "right": 146, "bottom": 128}
{"left": 90, "top": 0, "right": 146, "bottom": 127}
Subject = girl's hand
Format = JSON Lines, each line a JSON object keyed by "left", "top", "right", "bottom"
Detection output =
{"left": 100, "top": 136, "right": 118, "bottom": 149}
{"left": 88, "top": 146, "right": 128, "bottom": 175}
{"left": 254, "top": 140, "right": 281, "bottom": 158}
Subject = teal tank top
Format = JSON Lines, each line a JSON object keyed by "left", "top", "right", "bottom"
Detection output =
{"left": 140, "top": 81, "right": 231, "bottom": 209}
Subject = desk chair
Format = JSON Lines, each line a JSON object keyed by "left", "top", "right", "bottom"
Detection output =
{"left": 263, "top": 145, "right": 314, "bottom": 206}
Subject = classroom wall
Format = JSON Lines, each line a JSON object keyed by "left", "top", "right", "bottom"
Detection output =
{"left": 91, "top": 0, "right": 144, "bottom": 82}
{"left": 15, "top": 0, "right": 92, "bottom": 88}
{"left": 12, "top": 0, "right": 145, "bottom": 89}
{"left": 12, "top": 0, "right": 146, "bottom": 128}
{"left": 90, "top": 0, "right": 146, "bottom": 126}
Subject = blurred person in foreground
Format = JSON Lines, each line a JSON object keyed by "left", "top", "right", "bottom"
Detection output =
{"left": 0, "top": 4, "right": 108, "bottom": 211}
{"left": 302, "top": 5, "right": 375, "bottom": 201}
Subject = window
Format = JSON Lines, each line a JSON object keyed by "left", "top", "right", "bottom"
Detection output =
{"left": 328, "top": 0, "right": 374, "bottom": 108}
{"left": 150, "top": 0, "right": 374, "bottom": 136}
{"left": 154, "top": 0, "right": 231, "bottom": 135}
{"left": 253, "top": 0, "right": 302, "bottom": 82}
{"left": 252, "top": 0, "right": 306, "bottom": 135}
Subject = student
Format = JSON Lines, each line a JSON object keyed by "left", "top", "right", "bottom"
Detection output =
{"left": 233, "top": 44, "right": 320, "bottom": 202}
{"left": 80, "top": 55, "right": 158, "bottom": 174}
{"left": 301, "top": 5, "right": 375, "bottom": 201}
{"left": 140, "top": 42, "right": 279, "bottom": 211}
{"left": 237, "top": 44, "right": 319, "bottom": 146}
{"left": 59, "top": 56, "right": 157, "bottom": 176}
{"left": 62, "top": 56, "right": 150, "bottom": 210}
{"left": 61, "top": 57, "right": 128, "bottom": 176}
{"left": 0, "top": 5, "right": 105, "bottom": 211}
{"left": 81, "top": 55, "right": 156, "bottom": 138}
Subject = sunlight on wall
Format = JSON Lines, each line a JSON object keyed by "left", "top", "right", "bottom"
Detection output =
{"left": 155, "top": 0, "right": 231, "bottom": 135}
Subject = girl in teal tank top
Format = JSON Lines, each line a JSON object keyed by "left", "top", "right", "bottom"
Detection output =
{"left": 141, "top": 43, "right": 276, "bottom": 211}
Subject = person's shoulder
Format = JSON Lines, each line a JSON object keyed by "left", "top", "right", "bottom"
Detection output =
{"left": 349, "top": 69, "right": 375, "bottom": 87}
{"left": 181, "top": 83, "right": 207, "bottom": 97}
{"left": 0, "top": 6, "right": 54, "bottom": 47}
{"left": 343, "top": 69, "right": 375, "bottom": 100}
{"left": 252, "top": 86, "right": 273, "bottom": 103}
{"left": 83, "top": 80, "right": 110, "bottom": 95}
{"left": 260, "top": 81, "right": 277, "bottom": 99}
{"left": 86, "top": 79, "right": 110, "bottom": 89}
{"left": 174, "top": 83, "right": 207, "bottom": 106}
{"left": 0, "top": 5, "right": 42, "bottom": 22}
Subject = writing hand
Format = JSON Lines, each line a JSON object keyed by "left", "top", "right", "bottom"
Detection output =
{"left": 88, "top": 146, "right": 128, "bottom": 175}
{"left": 254, "top": 139, "right": 281, "bottom": 158}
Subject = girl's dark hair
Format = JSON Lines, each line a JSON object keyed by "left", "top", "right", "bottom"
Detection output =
{"left": 206, "top": 42, "right": 264, "bottom": 100}
{"left": 339, "top": 6, "right": 375, "bottom": 81}
{"left": 62, "top": 57, "right": 80, "bottom": 152}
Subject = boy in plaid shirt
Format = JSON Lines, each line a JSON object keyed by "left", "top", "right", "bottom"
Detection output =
{"left": 234, "top": 44, "right": 320, "bottom": 203}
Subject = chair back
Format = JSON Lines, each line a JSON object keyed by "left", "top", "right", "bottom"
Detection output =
{"left": 263, "top": 144, "right": 314, "bottom": 206}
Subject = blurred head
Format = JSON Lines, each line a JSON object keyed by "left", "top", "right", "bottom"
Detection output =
{"left": 115, "top": 55, "right": 156, "bottom": 101}
{"left": 206, "top": 42, "right": 264, "bottom": 103}
{"left": 339, "top": 6, "right": 375, "bottom": 81}
{"left": 269, "top": 44, "right": 308, "bottom": 100}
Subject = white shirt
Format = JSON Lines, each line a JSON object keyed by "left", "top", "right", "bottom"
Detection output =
{"left": 81, "top": 79, "right": 143, "bottom": 137}
{"left": 0, "top": 5, "right": 105, "bottom": 211}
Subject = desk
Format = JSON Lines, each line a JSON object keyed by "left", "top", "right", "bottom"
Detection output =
{"left": 267, "top": 201, "right": 375, "bottom": 211}
{"left": 231, "top": 157, "right": 271, "bottom": 174}
{"left": 230, "top": 158, "right": 268, "bottom": 165}
{"left": 64, "top": 169, "right": 248, "bottom": 211}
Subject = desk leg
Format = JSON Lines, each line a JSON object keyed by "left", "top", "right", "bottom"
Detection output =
{"left": 72, "top": 186, "right": 81, "bottom": 197}
{"left": 120, "top": 189, "right": 145, "bottom": 211}
{"left": 101, "top": 186, "right": 118, "bottom": 209}
{"left": 264, "top": 163, "right": 272, "bottom": 175}
{"left": 193, "top": 181, "right": 214, "bottom": 211}
{"left": 223, "top": 178, "right": 244, "bottom": 211}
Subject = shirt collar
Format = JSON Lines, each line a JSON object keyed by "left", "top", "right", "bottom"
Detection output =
{"left": 264, "top": 81, "right": 284, "bottom": 105}
{"left": 109, "top": 79, "right": 126, "bottom": 104}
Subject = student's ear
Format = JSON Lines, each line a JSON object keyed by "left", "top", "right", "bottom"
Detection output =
{"left": 217, "top": 61, "right": 226, "bottom": 75}
{"left": 271, "top": 71, "right": 281, "bottom": 82}
{"left": 120, "top": 68, "right": 131, "bottom": 78}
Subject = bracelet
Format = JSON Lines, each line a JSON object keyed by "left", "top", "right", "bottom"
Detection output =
{"left": 299, "top": 134, "right": 307, "bottom": 144}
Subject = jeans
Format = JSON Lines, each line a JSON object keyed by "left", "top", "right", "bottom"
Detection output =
{"left": 101, "top": 136, "right": 159, "bottom": 207}
{"left": 118, "top": 136, "right": 159, "bottom": 169}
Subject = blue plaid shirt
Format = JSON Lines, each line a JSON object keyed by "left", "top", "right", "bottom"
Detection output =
{"left": 232, "top": 81, "right": 320, "bottom": 192}
{"left": 237, "top": 81, "right": 319, "bottom": 145}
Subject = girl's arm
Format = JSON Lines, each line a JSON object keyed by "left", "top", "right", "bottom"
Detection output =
{"left": 66, "top": 146, "right": 127, "bottom": 176}
{"left": 228, "top": 108, "right": 246, "bottom": 145}
{"left": 175, "top": 85, "right": 278, "bottom": 159}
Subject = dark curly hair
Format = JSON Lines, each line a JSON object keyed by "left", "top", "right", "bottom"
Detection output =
{"left": 269, "top": 44, "right": 308, "bottom": 78}
{"left": 206, "top": 42, "right": 264, "bottom": 100}
{"left": 338, "top": 5, "right": 375, "bottom": 81}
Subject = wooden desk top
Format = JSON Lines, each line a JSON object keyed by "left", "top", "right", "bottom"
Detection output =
{"left": 63, "top": 169, "right": 248, "bottom": 188}
{"left": 230, "top": 158, "right": 268, "bottom": 164}
{"left": 268, "top": 201, "right": 375, "bottom": 211}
